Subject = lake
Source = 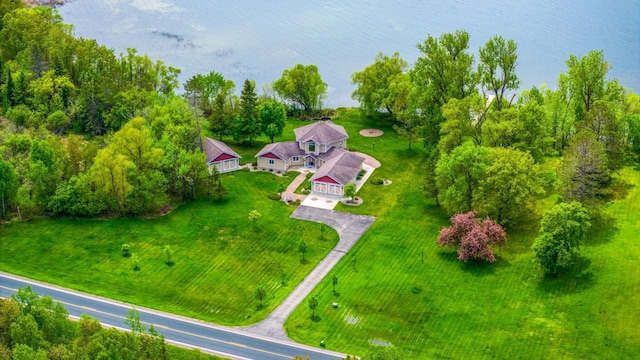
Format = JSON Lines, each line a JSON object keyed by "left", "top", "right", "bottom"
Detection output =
{"left": 58, "top": 0, "right": 640, "bottom": 108}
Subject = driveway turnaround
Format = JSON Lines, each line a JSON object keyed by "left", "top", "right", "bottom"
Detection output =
{"left": 0, "top": 272, "right": 346, "bottom": 360}
{"left": 244, "top": 206, "right": 376, "bottom": 340}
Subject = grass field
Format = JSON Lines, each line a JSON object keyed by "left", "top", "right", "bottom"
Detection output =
{"left": 0, "top": 170, "right": 339, "bottom": 326}
{"left": 284, "top": 110, "right": 640, "bottom": 359}
{"left": 1, "top": 110, "right": 638, "bottom": 358}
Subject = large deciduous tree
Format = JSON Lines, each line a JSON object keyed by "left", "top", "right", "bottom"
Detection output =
{"left": 478, "top": 36, "right": 520, "bottom": 110}
{"left": 273, "top": 64, "right": 327, "bottom": 113}
{"left": 437, "top": 211, "right": 506, "bottom": 262}
{"left": 351, "top": 52, "right": 409, "bottom": 116}
{"left": 412, "top": 30, "right": 478, "bottom": 107}
{"left": 532, "top": 202, "right": 590, "bottom": 276}
{"left": 563, "top": 50, "right": 611, "bottom": 118}
{"left": 259, "top": 99, "right": 286, "bottom": 143}
{"left": 479, "top": 147, "right": 544, "bottom": 225}
{"left": 435, "top": 141, "right": 488, "bottom": 214}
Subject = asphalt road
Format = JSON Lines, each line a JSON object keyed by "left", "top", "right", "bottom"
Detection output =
{"left": 0, "top": 272, "right": 346, "bottom": 360}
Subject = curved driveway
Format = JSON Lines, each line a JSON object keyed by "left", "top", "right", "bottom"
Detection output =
{"left": 243, "top": 206, "right": 375, "bottom": 340}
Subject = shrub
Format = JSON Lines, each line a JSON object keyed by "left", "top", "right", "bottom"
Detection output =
{"left": 268, "top": 193, "right": 281, "bottom": 201}
{"left": 370, "top": 178, "right": 385, "bottom": 185}
{"left": 121, "top": 244, "right": 131, "bottom": 258}
{"left": 290, "top": 199, "right": 301, "bottom": 206}
{"left": 302, "top": 189, "right": 311, "bottom": 195}
{"left": 241, "top": 167, "right": 251, "bottom": 172}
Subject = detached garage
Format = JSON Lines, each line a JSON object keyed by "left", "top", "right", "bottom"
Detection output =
{"left": 204, "top": 138, "right": 241, "bottom": 173}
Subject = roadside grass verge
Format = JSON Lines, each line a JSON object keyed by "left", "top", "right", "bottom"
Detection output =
{"left": 284, "top": 110, "right": 640, "bottom": 359}
{"left": 0, "top": 171, "right": 339, "bottom": 326}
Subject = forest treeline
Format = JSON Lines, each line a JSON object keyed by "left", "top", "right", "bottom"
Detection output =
{"left": 0, "top": 2, "right": 639, "bottom": 230}
{"left": 351, "top": 30, "right": 640, "bottom": 219}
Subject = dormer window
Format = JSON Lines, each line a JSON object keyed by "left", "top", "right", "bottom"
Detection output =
{"left": 308, "top": 142, "right": 316, "bottom": 153}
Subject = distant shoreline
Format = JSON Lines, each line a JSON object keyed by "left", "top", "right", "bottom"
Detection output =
{"left": 22, "top": 0, "right": 67, "bottom": 8}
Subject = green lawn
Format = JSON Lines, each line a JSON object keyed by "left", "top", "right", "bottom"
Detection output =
{"left": 0, "top": 171, "right": 339, "bottom": 326}
{"left": 2, "top": 110, "right": 638, "bottom": 358}
{"left": 284, "top": 110, "right": 640, "bottom": 359}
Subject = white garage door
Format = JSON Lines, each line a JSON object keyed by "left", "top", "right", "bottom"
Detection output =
{"left": 314, "top": 182, "right": 327, "bottom": 193}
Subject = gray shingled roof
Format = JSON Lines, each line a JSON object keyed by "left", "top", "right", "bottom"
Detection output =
{"left": 293, "top": 120, "right": 348, "bottom": 144}
{"left": 203, "top": 138, "right": 241, "bottom": 162}
{"left": 310, "top": 148, "right": 365, "bottom": 185}
{"left": 255, "top": 142, "right": 304, "bottom": 160}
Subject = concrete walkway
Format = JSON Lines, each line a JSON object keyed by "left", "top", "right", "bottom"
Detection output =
{"left": 242, "top": 206, "right": 376, "bottom": 340}
{"left": 280, "top": 170, "right": 309, "bottom": 203}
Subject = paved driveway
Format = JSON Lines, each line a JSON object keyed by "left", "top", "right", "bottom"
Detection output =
{"left": 243, "top": 206, "right": 376, "bottom": 339}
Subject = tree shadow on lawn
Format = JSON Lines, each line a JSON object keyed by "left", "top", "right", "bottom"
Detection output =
{"left": 535, "top": 257, "right": 595, "bottom": 295}
{"left": 437, "top": 251, "right": 511, "bottom": 276}
{"left": 607, "top": 176, "right": 635, "bottom": 201}
{"left": 586, "top": 210, "right": 619, "bottom": 246}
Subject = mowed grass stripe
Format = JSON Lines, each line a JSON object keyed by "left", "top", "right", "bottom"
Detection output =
{"left": 0, "top": 170, "right": 339, "bottom": 325}
{"left": 284, "top": 110, "right": 640, "bottom": 358}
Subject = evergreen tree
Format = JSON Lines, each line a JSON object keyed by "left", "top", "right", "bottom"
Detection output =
{"left": 235, "top": 79, "right": 261, "bottom": 146}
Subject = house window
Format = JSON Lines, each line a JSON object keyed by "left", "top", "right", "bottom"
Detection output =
{"left": 268, "top": 159, "right": 275, "bottom": 165}
{"left": 308, "top": 142, "right": 316, "bottom": 153}
{"left": 292, "top": 156, "right": 300, "bottom": 162}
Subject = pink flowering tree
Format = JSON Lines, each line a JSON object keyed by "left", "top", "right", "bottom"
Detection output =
{"left": 437, "top": 211, "right": 506, "bottom": 262}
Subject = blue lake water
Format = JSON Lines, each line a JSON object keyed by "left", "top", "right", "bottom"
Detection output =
{"left": 58, "top": 0, "right": 640, "bottom": 107}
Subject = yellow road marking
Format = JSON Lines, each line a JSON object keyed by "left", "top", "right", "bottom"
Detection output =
{"left": 0, "top": 284, "right": 292, "bottom": 359}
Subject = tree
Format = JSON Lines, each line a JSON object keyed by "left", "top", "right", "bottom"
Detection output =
{"left": 478, "top": 36, "right": 520, "bottom": 110}
{"left": 435, "top": 142, "right": 488, "bottom": 214}
{"left": 584, "top": 100, "right": 626, "bottom": 170}
{"left": 532, "top": 202, "right": 590, "bottom": 276}
{"left": 259, "top": 99, "right": 286, "bottom": 143}
{"left": 479, "top": 147, "right": 544, "bottom": 224}
{"left": 254, "top": 285, "right": 266, "bottom": 308}
{"left": 131, "top": 253, "right": 140, "bottom": 271}
{"left": 514, "top": 97, "right": 547, "bottom": 155}
{"left": 332, "top": 274, "right": 338, "bottom": 294}
{"left": 558, "top": 129, "right": 610, "bottom": 205}
{"left": 183, "top": 70, "right": 227, "bottom": 115}
{"left": 298, "top": 239, "right": 308, "bottom": 262}
{"left": 564, "top": 50, "right": 611, "bottom": 118}
{"left": 0, "top": 160, "right": 18, "bottom": 219}
{"left": 393, "top": 103, "right": 426, "bottom": 150}
{"left": 209, "top": 91, "right": 235, "bottom": 141}
{"left": 437, "top": 94, "right": 484, "bottom": 154}
{"left": 273, "top": 64, "right": 327, "bottom": 113}
{"left": 248, "top": 209, "right": 261, "bottom": 228}
{"left": 235, "top": 79, "right": 261, "bottom": 146}
{"left": 124, "top": 307, "right": 145, "bottom": 334}
{"left": 91, "top": 147, "right": 135, "bottom": 214}
{"left": 351, "top": 52, "right": 409, "bottom": 116}
{"left": 437, "top": 211, "right": 506, "bottom": 262}
{"left": 412, "top": 30, "right": 477, "bottom": 108}
{"left": 209, "top": 164, "right": 227, "bottom": 202}
{"left": 343, "top": 182, "right": 357, "bottom": 203}
{"left": 308, "top": 296, "right": 318, "bottom": 319}
{"left": 163, "top": 245, "right": 174, "bottom": 265}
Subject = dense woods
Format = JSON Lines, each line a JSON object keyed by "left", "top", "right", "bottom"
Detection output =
{"left": 0, "top": 286, "right": 214, "bottom": 360}
{"left": 353, "top": 30, "right": 639, "bottom": 219}
{"left": 0, "top": 4, "right": 326, "bottom": 220}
